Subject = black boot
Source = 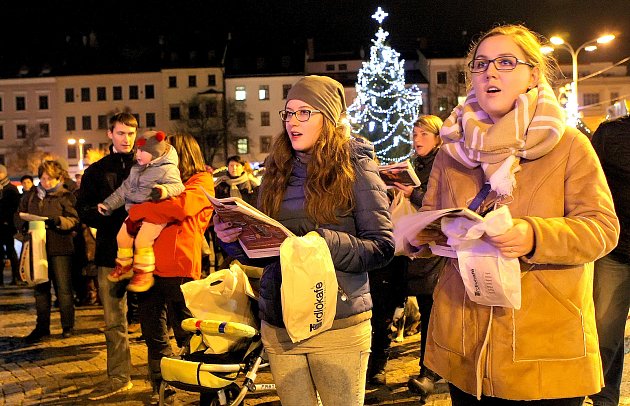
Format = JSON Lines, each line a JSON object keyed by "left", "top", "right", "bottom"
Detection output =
{"left": 408, "top": 368, "right": 440, "bottom": 397}
{"left": 367, "top": 354, "right": 389, "bottom": 385}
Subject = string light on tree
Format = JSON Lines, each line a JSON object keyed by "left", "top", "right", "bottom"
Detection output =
{"left": 347, "top": 7, "right": 422, "bottom": 163}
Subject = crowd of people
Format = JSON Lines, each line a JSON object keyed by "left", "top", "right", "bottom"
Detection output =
{"left": 0, "top": 23, "right": 628, "bottom": 406}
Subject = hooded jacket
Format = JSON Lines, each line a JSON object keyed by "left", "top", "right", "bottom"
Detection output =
{"left": 128, "top": 171, "right": 214, "bottom": 279}
{"left": 422, "top": 127, "right": 619, "bottom": 400}
{"left": 221, "top": 138, "right": 394, "bottom": 327}
{"left": 103, "top": 144, "right": 184, "bottom": 212}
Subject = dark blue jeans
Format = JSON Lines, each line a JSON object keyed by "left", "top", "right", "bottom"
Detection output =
{"left": 138, "top": 275, "right": 193, "bottom": 382}
{"left": 591, "top": 254, "right": 630, "bottom": 406}
{"left": 34, "top": 255, "right": 74, "bottom": 331}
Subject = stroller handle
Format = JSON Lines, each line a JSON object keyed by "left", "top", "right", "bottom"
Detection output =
{"left": 181, "top": 318, "right": 258, "bottom": 339}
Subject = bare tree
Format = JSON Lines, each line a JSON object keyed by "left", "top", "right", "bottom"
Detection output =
{"left": 7, "top": 126, "right": 53, "bottom": 176}
{"left": 173, "top": 95, "right": 251, "bottom": 166}
{"left": 433, "top": 63, "right": 467, "bottom": 120}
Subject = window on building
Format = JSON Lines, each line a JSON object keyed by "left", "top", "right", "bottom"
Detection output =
{"left": 170, "top": 106, "right": 181, "bottom": 120}
{"left": 39, "top": 122, "right": 50, "bottom": 138}
{"left": 583, "top": 93, "right": 600, "bottom": 106}
{"left": 236, "top": 112, "right": 247, "bottom": 128}
{"left": 129, "top": 85, "right": 139, "bottom": 100}
{"left": 39, "top": 95, "right": 49, "bottom": 110}
{"left": 97, "top": 86, "right": 106, "bottom": 101}
{"left": 208, "top": 74, "right": 216, "bottom": 86}
{"left": 168, "top": 76, "right": 177, "bottom": 88}
{"left": 339, "top": 64, "right": 347, "bottom": 71}
{"left": 98, "top": 115, "right": 108, "bottom": 130}
{"left": 81, "top": 87, "right": 90, "bottom": 102}
{"left": 82, "top": 116, "right": 92, "bottom": 130}
{"left": 610, "top": 92, "right": 619, "bottom": 105}
{"left": 207, "top": 100, "right": 218, "bottom": 117}
{"left": 326, "top": 64, "right": 335, "bottom": 71}
{"left": 189, "top": 105, "right": 200, "bottom": 119}
{"left": 259, "top": 85, "right": 270, "bottom": 100}
{"left": 145, "top": 84, "right": 155, "bottom": 99}
{"left": 0, "top": 154, "right": 4, "bottom": 165}
{"left": 458, "top": 71, "right": 466, "bottom": 84}
{"left": 0, "top": 96, "right": 3, "bottom": 111}
{"left": 66, "top": 116, "right": 76, "bottom": 131}
{"left": 0, "top": 125, "right": 4, "bottom": 140}
{"left": 260, "top": 136, "right": 272, "bottom": 153}
{"left": 113, "top": 86, "right": 122, "bottom": 100}
{"left": 15, "top": 96, "right": 26, "bottom": 111}
{"left": 235, "top": 86, "right": 246, "bottom": 101}
{"left": 16, "top": 124, "right": 27, "bottom": 139}
{"left": 283, "top": 84, "right": 291, "bottom": 99}
{"left": 437, "top": 97, "right": 449, "bottom": 112}
{"left": 188, "top": 75, "right": 197, "bottom": 87}
{"left": 237, "top": 137, "right": 249, "bottom": 154}
{"left": 261, "top": 111, "right": 270, "bottom": 126}
{"left": 65, "top": 88, "right": 74, "bottom": 102}
{"left": 437, "top": 71, "right": 448, "bottom": 85}
{"left": 146, "top": 112, "right": 156, "bottom": 127}
{"left": 67, "top": 145, "right": 77, "bottom": 159}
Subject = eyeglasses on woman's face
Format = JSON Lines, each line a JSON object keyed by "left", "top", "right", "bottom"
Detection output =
{"left": 468, "top": 56, "right": 534, "bottom": 73}
{"left": 279, "top": 109, "right": 321, "bottom": 122}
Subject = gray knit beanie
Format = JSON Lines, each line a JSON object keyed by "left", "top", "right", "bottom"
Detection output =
{"left": 136, "top": 130, "right": 167, "bottom": 159}
{"left": 286, "top": 75, "right": 347, "bottom": 125}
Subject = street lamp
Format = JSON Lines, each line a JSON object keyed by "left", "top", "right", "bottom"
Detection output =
{"left": 545, "top": 34, "right": 615, "bottom": 126}
{"left": 67, "top": 138, "right": 85, "bottom": 170}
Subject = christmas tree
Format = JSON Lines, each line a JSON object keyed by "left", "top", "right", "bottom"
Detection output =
{"left": 347, "top": 7, "right": 423, "bottom": 163}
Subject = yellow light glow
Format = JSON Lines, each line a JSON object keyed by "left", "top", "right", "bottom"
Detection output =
{"left": 68, "top": 138, "right": 76, "bottom": 145}
{"left": 550, "top": 36, "right": 565, "bottom": 45}
{"left": 584, "top": 45, "right": 597, "bottom": 52}
{"left": 597, "top": 34, "right": 615, "bottom": 44}
{"left": 540, "top": 45, "right": 555, "bottom": 54}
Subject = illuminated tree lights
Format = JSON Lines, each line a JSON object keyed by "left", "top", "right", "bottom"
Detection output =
{"left": 348, "top": 7, "right": 422, "bottom": 163}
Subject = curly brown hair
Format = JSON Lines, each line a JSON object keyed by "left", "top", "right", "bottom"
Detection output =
{"left": 259, "top": 119, "right": 355, "bottom": 224}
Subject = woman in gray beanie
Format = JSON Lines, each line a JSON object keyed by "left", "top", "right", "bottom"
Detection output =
{"left": 214, "top": 75, "right": 394, "bottom": 405}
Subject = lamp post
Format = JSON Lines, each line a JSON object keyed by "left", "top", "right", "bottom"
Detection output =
{"left": 544, "top": 34, "right": 615, "bottom": 126}
{"left": 67, "top": 138, "right": 85, "bottom": 170}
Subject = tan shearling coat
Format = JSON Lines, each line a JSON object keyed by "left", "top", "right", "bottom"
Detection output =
{"left": 422, "top": 127, "right": 619, "bottom": 400}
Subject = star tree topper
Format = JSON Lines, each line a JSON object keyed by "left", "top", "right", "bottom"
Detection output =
{"left": 372, "top": 7, "right": 388, "bottom": 25}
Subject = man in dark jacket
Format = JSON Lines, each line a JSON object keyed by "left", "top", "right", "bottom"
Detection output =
{"left": 590, "top": 111, "right": 630, "bottom": 406}
{"left": 76, "top": 113, "right": 138, "bottom": 400}
{"left": 0, "top": 165, "right": 21, "bottom": 285}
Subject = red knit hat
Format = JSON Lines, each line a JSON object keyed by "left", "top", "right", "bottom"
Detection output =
{"left": 136, "top": 131, "right": 167, "bottom": 159}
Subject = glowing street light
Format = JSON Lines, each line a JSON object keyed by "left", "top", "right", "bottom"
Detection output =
{"left": 546, "top": 34, "right": 615, "bottom": 126}
{"left": 68, "top": 138, "right": 85, "bottom": 170}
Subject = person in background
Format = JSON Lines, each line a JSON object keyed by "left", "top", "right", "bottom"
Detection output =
{"left": 18, "top": 160, "right": 79, "bottom": 342}
{"left": 411, "top": 25, "right": 618, "bottom": 404}
{"left": 0, "top": 165, "right": 21, "bottom": 286}
{"left": 76, "top": 112, "right": 138, "bottom": 400}
{"left": 126, "top": 133, "right": 214, "bottom": 403}
{"left": 214, "top": 155, "right": 259, "bottom": 207}
{"left": 215, "top": 75, "right": 394, "bottom": 406}
{"left": 589, "top": 110, "right": 630, "bottom": 406}
{"left": 391, "top": 115, "right": 447, "bottom": 398}
{"left": 20, "top": 175, "right": 34, "bottom": 195}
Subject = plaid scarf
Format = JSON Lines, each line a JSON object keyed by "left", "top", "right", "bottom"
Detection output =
{"left": 439, "top": 81, "right": 565, "bottom": 197}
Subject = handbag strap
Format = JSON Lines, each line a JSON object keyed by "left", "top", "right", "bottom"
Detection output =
{"left": 467, "top": 183, "right": 491, "bottom": 212}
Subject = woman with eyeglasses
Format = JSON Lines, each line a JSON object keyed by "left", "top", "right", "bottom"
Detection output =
{"left": 214, "top": 75, "right": 394, "bottom": 405}
{"left": 409, "top": 25, "right": 618, "bottom": 404}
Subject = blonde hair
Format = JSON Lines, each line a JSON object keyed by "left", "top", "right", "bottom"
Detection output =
{"left": 466, "top": 24, "right": 558, "bottom": 89}
{"left": 414, "top": 114, "right": 443, "bottom": 147}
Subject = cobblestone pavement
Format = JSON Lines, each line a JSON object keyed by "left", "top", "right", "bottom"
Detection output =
{"left": 1, "top": 279, "right": 628, "bottom": 405}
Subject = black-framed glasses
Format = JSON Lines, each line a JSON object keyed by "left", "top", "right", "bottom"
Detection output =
{"left": 279, "top": 109, "right": 322, "bottom": 122}
{"left": 468, "top": 56, "right": 534, "bottom": 73}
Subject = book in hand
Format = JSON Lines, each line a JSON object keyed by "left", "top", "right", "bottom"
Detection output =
{"left": 202, "top": 189, "right": 295, "bottom": 258}
{"left": 378, "top": 160, "right": 421, "bottom": 188}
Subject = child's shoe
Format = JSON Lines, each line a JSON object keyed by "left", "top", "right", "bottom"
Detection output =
{"left": 127, "top": 270, "right": 154, "bottom": 292}
{"left": 107, "top": 262, "right": 133, "bottom": 282}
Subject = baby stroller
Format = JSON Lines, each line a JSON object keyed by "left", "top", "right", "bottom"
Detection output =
{"left": 159, "top": 262, "right": 275, "bottom": 405}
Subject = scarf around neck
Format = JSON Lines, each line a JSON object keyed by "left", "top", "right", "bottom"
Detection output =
{"left": 217, "top": 173, "right": 254, "bottom": 199}
{"left": 439, "top": 80, "right": 565, "bottom": 197}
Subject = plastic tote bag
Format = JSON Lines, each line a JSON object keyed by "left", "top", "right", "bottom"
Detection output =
{"left": 280, "top": 231, "right": 337, "bottom": 343}
{"left": 19, "top": 221, "right": 49, "bottom": 286}
{"left": 180, "top": 262, "right": 257, "bottom": 354}
{"left": 389, "top": 189, "right": 416, "bottom": 227}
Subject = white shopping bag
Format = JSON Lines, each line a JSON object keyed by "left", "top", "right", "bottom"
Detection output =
{"left": 280, "top": 231, "right": 338, "bottom": 343}
{"left": 180, "top": 262, "right": 257, "bottom": 354}
{"left": 442, "top": 205, "right": 522, "bottom": 309}
{"left": 19, "top": 221, "right": 49, "bottom": 286}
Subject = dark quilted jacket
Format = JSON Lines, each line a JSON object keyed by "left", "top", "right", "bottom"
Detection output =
{"left": 222, "top": 138, "right": 394, "bottom": 327}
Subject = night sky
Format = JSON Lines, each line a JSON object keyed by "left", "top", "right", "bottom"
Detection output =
{"left": 2, "top": 0, "right": 629, "bottom": 71}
